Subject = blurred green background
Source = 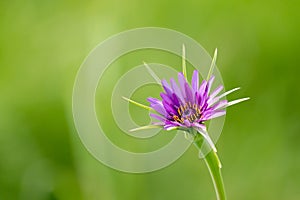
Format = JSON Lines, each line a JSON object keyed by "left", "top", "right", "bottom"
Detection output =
{"left": 1, "top": 0, "right": 300, "bottom": 199}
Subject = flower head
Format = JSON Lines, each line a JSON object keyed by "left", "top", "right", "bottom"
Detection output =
{"left": 148, "top": 71, "right": 227, "bottom": 130}
{"left": 146, "top": 70, "right": 248, "bottom": 152}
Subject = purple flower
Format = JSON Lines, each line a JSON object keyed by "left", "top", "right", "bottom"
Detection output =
{"left": 147, "top": 69, "right": 249, "bottom": 151}
{"left": 148, "top": 70, "right": 247, "bottom": 133}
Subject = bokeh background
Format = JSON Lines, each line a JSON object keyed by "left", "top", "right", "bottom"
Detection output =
{"left": 1, "top": 0, "right": 299, "bottom": 199}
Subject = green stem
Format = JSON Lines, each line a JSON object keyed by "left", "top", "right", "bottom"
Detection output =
{"left": 193, "top": 134, "right": 227, "bottom": 200}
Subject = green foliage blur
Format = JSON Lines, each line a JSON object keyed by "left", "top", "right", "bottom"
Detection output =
{"left": 0, "top": 0, "right": 299, "bottom": 199}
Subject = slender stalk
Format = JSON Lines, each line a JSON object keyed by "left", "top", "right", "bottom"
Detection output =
{"left": 193, "top": 133, "right": 227, "bottom": 200}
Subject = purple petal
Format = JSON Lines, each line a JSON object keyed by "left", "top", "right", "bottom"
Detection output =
{"left": 171, "top": 93, "right": 180, "bottom": 107}
{"left": 160, "top": 92, "right": 173, "bottom": 105}
{"left": 164, "top": 120, "right": 184, "bottom": 130}
{"left": 150, "top": 113, "right": 166, "bottom": 122}
{"left": 210, "top": 100, "right": 228, "bottom": 111}
{"left": 162, "top": 100, "right": 177, "bottom": 115}
{"left": 152, "top": 122, "right": 165, "bottom": 126}
{"left": 184, "top": 82, "right": 193, "bottom": 102}
{"left": 161, "top": 79, "right": 173, "bottom": 96}
{"left": 207, "top": 97, "right": 219, "bottom": 107}
{"left": 152, "top": 104, "right": 167, "bottom": 116}
{"left": 192, "top": 122, "right": 207, "bottom": 132}
{"left": 198, "top": 80, "right": 207, "bottom": 97}
{"left": 178, "top": 72, "right": 187, "bottom": 99}
{"left": 202, "top": 110, "right": 226, "bottom": 120}
{"left": 200, "top": 78, "right": 213, "bottom": 108}
{"left": 165, "top": 120, "right": 183, "bottom": 127}
{"left": 184, "top": 119, "right": 191, "bottom": 127}
{"left": 147, "top": 97, "right": 161, "bottom": 105}
{"left": 191, "top": 70, "right": 199, "bottom": 92}
{"left": 202, "top": 101, "right": 208, "bottom": 111}
{"left": 209, "top": 85, "right": 223, "bottom": 99}
{"left": 170, "top": 78, "right": 184, "bottom": 103}
{"left": 195, "top": 91, "right": 200, "bottom": 104}
{"left": 207, "top": 75, "right": 215, "bottom": 94}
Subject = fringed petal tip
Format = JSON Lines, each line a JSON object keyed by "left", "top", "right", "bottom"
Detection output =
{"left": 150, "top": 113, "right": 166, "bottom": 122}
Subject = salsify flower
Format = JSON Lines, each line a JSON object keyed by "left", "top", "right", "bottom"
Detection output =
{"left": 123, "top": 46, "right": 249, "bottom": 200}
{"left": 147, "top": 70, "right": 248, "bottom": 152}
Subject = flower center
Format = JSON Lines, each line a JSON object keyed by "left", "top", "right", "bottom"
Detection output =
{"left": 172, "top": 102, "right": 201, "bottom": 124}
